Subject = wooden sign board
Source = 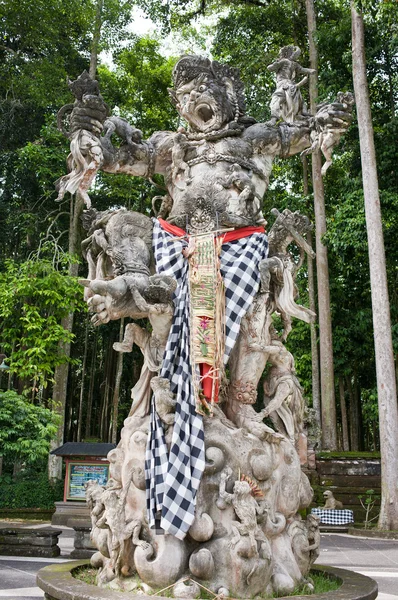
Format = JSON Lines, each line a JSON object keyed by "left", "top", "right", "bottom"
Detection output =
{"left": 65, "top": 460, "right": 109, "bottom": 501}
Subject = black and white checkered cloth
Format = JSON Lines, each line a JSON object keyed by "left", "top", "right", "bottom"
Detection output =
{"left": 311, "top": 507, "right": 354, "bottom": 525}
{"left": 145, "top": 219, "right": 268, "bottom": 539}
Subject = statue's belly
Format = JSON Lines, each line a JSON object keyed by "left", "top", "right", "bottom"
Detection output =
{"left": 166, "top": 161, "right": 265, "bottom": 232}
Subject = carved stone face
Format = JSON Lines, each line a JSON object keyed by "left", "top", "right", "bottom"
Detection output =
{"left": 233, "top": 480, "right": 251, "bottom": 498}
{"left": 175, "top": 75, "right": 235, "bottom": 133}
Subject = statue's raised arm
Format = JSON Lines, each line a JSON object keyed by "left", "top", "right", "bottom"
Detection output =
{"left": 57, "top": 53, "right": 353, "bottom": 232}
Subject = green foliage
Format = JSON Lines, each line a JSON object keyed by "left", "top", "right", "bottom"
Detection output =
{"left": 0, "top": 471, "right": 64, "bottom": 509}
{"left": 100, "top": 37, "right": 177, "bottom": 135}
{"left": 358, "top": 489, "right": 380, "bottom": 529}
{"left": 0, "top": 391, "right": 60, "bottom": 465}
{"left": 316, "top": 451, "right": 381, "bottom": 459}
{"left": 0, "top": 252, "right": 85, "bottom": 389}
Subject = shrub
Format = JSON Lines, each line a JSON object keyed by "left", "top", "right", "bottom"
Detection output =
{"left": 0, "top": 472, "right": 63, "bottom": 509}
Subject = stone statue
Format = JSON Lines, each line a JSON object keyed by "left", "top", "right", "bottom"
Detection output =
{"left": 55, "top": 71, "right": 108, "bottom": 208}
{"left": 301, "top": 91, "right": 355, "bottom": 175}
{"left": 102, "top": 116, "right": 143, "bottom": 154}
{"left": 218, "top": 467, "right": 270, "bottom": 559}
{"left": 55, "top": 52, "right": 352, "bottom": 596}
{"left": 260, "top": 339, "right": 305, "bottom": 446}
{"left": 267, "top": 45, "right": 315, "bottom": 125}
{"left": 288, "top": 513, "right": 320, "bottom": 578}
{"left": 322, "top": 490, "right": 344, "bottom": 509}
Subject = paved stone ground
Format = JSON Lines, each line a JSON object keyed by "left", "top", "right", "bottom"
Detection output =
{"left": 0, "top": 522, "right": 73, "bottom": 599}
{"left": 0, "top": 525, "right": 397, "bottom": 599}
{"left": 318, "top": 533, "right": 398, "bottom": 600}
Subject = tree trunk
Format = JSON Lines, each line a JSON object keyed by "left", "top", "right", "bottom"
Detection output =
{"left": 395, "top": 353, "right": 398, "bottom": 390}
{"left": 352, "top": 3, "right": 398, "bottom": 530}
{"left": 99, "top": 336, "right": 114, "bottom": 441}
{"left": 13, "top": 461, "right": 22, "bottom": 480}
{"left": 48, "top": 194, "right": 84, "bottom": 480}
{"left": 303, "top": 159, "right": 321, "bottom": 427}
{"left": 339, "top": 377, "right": 350, "bottom": 451}
{"left": 306, "top": 0, "right": 337, "bottom": 450}
{"left": 85, "top": 329, "right": 98, "bottom": 439}
{"left": 111, "top": 319, "right": 124, "bottom": 444}
{"left": 89, "top": 0, "right": 104, "bottom": 79}
{"left": 77, "top": 315, "right": 90, "bottom": 442}
{"left": 307, "top": 229, "right": 321, "bottom": 427}
{"left": 346, "top": 375, "right": 359, "bottom": 451}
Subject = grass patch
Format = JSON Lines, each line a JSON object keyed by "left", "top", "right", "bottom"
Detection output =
{"left": 72, "top": 566, "right": 341, "bottom": 597}
{"left": 73, "top": 565, "right": 98, "bottom": 585}
{"left": 316, "top": 451, "right": 380, "bottom": 459}
{"left": 305, "top": 572, "right": 341, "bottom": 594}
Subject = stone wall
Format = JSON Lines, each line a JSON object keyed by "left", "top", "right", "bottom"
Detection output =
{"left": 0, "top": 528, "right": 61, "bottom": 557}
{"left": 307, "top": 454, "right": 381, "bottom": 523}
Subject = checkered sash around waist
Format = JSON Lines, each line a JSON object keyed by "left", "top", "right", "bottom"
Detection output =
{"left": 145, "top": 219, "right": 268, "bottom": 539}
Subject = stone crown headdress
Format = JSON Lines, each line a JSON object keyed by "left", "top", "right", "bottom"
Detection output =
{"left": 172, "top": 55, "right": 246, "bottom": 116}
{"left": 68, "top": 70, "right": 100, "bottom": 101}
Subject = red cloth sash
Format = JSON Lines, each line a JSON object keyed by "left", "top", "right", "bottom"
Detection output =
{"left": 158, "top": 218, "right": 265, "bottom": 241}
{"left": 157, "top": 218, "right": 266, "bottom": 404}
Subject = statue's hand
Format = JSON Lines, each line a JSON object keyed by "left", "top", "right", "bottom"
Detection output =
{"left": 220, "top": 466, "right": 233, "bottom": 482}
{"left": 315, "top": 100, "right": 353, "bottom": 130}
{"left": 83, "top": 273, "right": 177, "bottom": 326}
{"left": 255, "top": 408, "right": 269, "bottom": 421}
{"left": 84, "top": 275, "right": 149, "bottom": 325}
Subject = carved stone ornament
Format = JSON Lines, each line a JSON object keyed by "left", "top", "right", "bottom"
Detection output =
{"left": 53, "top": 51, "right": 353, "bottom": 597}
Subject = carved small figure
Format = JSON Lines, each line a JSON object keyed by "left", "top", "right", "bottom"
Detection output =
{"left": 218, "top": 467, "right": 268, "bottom": 558}
{"left": 80, "top": 208, "right": 176, "bottom": 324}
{"left": 113, "top": 303, "right": 173, "bottom": 418}
{"left": 259, "top": 339, "right": 305, "bottom": 445}
{"left": 152, "top": 194, "right": 173, "bottom": 219}
{"left": 219, "top": 163, "right": 263, "bottom": 221}
{"left": 322, "top": 490, "right": 343, "bottom": 510}
{"left": 171, "top": 132, "right": 191, "bottom": 183}
{"left": 267, "top": 46, "right": 315, "bottom": 125}
{"left": 288, "top": 514, "right": 320, "bottom": 576}
{"left": 150, "top": 376, "right": 177, "bottom": 426}
{"left": 56, "top": 71, "right": 108, "bottom": 208}
{"left": 95, "top": 474, "right": 152, "bottom": 578}
{"left": 301, "top": 92, "right": 355, "bottom": 175}
{"left": 86, "top": 480, "right": 106, "bottom": 528}
{"left": 306, "top": 514, "right": 320, "bottom": 565}
{"left": 259, "top": 208, "right": 316, "bottom": 340}
{"left": 102, "top": 116, "right": 143, "bottom": 153}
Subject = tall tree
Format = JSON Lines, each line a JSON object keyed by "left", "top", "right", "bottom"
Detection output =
{"left": 351, "top": 1, "right": 398, "bottom": 530}
{"left": 305, "top": 0, "right": 337, "bottom": 449}
{"left": 303, "top": 159, "right": 321, "bottom": 428}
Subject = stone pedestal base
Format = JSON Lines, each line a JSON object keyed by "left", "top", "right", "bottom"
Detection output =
{"left": 0, "top": 528, "right": 61, "bottom": 557}
{"left": 69, "top": 518, "right": 96, "bottom": 559}
{"left": 51, "top": 501, "right": 90, "bottom": 527}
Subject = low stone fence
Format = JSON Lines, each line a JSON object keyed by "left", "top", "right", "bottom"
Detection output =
{"left": 307, "top": 453, "right": 381, "bottom": 523}
{"left": 0, "top": 527, "right": 61, "bottom": 557}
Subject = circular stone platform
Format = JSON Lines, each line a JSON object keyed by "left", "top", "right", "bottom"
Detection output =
{"left": 36, "top": 560, "right": 378, "bottom": 600}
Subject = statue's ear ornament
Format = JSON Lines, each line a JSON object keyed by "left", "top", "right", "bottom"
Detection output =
{"left": 168, "top": 88, "right": 179, "bottom": 107}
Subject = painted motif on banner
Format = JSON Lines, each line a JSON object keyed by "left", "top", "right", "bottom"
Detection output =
{"left": 187, "top": 234, "right": 225, "bottom": 415}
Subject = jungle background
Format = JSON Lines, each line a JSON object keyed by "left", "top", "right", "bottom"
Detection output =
{"left": 0, "top": 0, "right": 397, "bottom": 505}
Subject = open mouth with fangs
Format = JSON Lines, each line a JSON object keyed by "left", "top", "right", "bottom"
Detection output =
{"left": 195, "top": 103, "right": 214, "bottom": 123}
